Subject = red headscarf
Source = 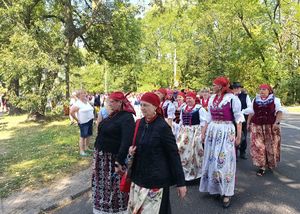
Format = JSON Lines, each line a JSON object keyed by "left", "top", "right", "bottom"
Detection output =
{"left": 212, "top": 76, "right": 232, "bottom": 106}
{"left": 157, "top": 88, "right": 167, "bottom": 97}
{"left": 259, "top": 84, "right": 273, "bottom": 94}
{"left": 140, "top": 92, "right": 163, "bottom": 116}
{"left": 186, "top": 91, "right": 197, "bottom": 100}
{"left": 177, "top": 92, "right": 186, "bottom": 99}
{"left": 109, "top": 91, "right": 136, "bottom": 115}
{"left": 213, "top": 76, "right": 231, "bottom": 95}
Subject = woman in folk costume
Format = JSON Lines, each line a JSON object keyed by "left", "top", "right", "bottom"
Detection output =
{"left": 200, "top": 88, "right": 211, "bottom": 111}
{"left": 176, "top": 91, "right": 209, "bottom": 182}
{"left": 92, "top": 92, "right": 135, "bottom": 214}
{"left": 173, "top": 92, "right": 186, "bottom": 138}
{"left": 128, "top": 92, "right": 186, "bottom": 214}
{"left": 199, "top": 77, "right": 244, "bottom": 208}
{"left": 247, "top": 84, "right": 284, "bottom": 176}
{"left": 155, "top": 88, "right": 176, "bottom": 128}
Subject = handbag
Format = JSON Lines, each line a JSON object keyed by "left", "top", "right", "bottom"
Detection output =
{"left": 119, "top": 119, "right": 141, "bottom": 193}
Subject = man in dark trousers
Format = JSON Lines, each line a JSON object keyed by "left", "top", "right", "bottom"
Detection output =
{"left": 232, "top": 82, "right": 252, "bottom": 159}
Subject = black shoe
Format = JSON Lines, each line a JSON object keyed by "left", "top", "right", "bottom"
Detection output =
{"left": 240, "top": 154, "right": 247, "bottom": 160}
{"left": 223, "top": 196, "right": 231, "bottom": 208}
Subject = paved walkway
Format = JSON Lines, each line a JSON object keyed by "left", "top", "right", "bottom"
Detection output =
{"left": 1, "top": 111, "right": 300, "bottom": 214}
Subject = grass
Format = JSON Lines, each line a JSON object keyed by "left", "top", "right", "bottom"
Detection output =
{"left": 285, "top": 106, "right": 300, "bottom": 113}
{"left": 0, "top": 114, "right": 94, "bottom": 198}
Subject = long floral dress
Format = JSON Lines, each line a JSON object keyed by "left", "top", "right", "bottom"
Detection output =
{"left": 176, "top": 104, "right": 209, "bottom": 181}
{"left": 247, "top": 94, "right": 284, "bottom": 169}
{"left": 199, "top": 93, "right": 244, "bottom": 196}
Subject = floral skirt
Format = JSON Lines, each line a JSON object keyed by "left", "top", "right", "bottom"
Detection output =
{"left": 250, "top": 124, "right": 281, "bottom": 169}
{"left": 127, "top": 183, "right": 163, "bottom": 214}
{"left": 199, "top": 121, "right": 236, "bottom": 196}
{"left": 92, "top": 150, "right": 128, "bottom": 214}
{"left": 177, "top": 125, "right": 203, "bottom": 181}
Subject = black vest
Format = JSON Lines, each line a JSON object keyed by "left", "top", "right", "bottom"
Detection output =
{"left": 238, "top": 93, "right": 247, "bottom": 110}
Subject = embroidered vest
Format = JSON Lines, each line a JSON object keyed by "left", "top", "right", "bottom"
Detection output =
{"left": 251, "top": 98, "right": 276, "bottom": 125}
{"left": 210, "top": 102, "right": 234, "bottom": 121}
{"left": 181, "top": 108, "right": 200, "bottom": 125}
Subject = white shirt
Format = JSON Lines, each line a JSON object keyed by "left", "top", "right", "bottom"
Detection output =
{"left": 74, "top": 100, "right": 94, "bottom": 124}
{"left": 244, "top": 94, "right": 285, "bottom": 115}
{"left": 162, "top": 100, "right": 176, "bottom": 119}
{"left": 179, "top": 104, "right": 209, "bottom": 126}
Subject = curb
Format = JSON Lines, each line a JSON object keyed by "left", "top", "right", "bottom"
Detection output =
{"left": 39, "top": 187, "right": 92, "bottom": 213}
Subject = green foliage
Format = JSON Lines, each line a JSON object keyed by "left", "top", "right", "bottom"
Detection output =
{"left": 1, "top": 0, "right": 300, "bottom": 107}
{"left": 0, "top": 115, "right": 93, "bottom": 198}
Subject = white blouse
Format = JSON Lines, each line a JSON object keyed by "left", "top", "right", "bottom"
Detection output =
{"left": 179, "top": 104, "right": 209, "bottom": 126}
{"left": 244, "top": 94, "right": 285, "bottom": 115}
{"left": 162, "top": 100, "right": 176, "bottom": 119}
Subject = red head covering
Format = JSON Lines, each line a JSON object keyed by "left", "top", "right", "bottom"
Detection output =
{"left": 157, "top": 88, "right": 167, "bottom": 97}
{"left": 259, "top": 84, "right": 273, "bottom": 93}
{"left": 185, "top": 91, "right": 197, "bottom": 100}
{"left": 177, "top": 92, "right": 186, "bottom": 99}
{"left": 109, "top": 91, "right": 136, "bottom": 115}
{"left": 213, "top": 76, "right": 231, "bottom": 95}
{"left": 140, "top": 92, "right": 163, "bottom": 116}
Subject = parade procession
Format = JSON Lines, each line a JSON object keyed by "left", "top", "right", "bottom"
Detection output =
{"left": 1, "top": 1, "right": 300, "bottom": 214}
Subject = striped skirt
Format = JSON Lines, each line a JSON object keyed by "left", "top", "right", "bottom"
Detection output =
{"left": 92, "top": 150, "right": 128, "bottom": 214}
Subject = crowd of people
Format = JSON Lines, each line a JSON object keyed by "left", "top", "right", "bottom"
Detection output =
{"left": 70, "top": 76, "right": 284, "bottom": 213}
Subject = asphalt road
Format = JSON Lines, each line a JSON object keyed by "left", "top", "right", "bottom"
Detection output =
{"left": 51, "top": 114, "right": 300, "bottom": 214}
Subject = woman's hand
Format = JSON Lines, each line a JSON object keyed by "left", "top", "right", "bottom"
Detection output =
{"left": 114, "top": 162, "right": 125, "bottom": 175}
{"left": 247, "top": 123, "right": 251, "bottom": 131}
{"left": 235, "top": 135, "right": 241, "bottom": 147}
{"left": 272, "top": 123, "right": 280, "bottom": 131}
{"left": 129, "top": 146, "right": 136, "bottom": 156}
{"left": 177, "top": 186, "right": 187, "bottom": 199}
{"left": 201, "top": 134, "right": 205, "bottom": 144}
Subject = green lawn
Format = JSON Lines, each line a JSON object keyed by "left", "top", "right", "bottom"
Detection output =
{"left": 0, "top": 114, "right": 94, "bottom": 198}
{"left": 286, "top": 106, "right": 300, "bottom": 113}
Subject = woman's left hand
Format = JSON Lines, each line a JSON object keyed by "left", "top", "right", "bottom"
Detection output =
{"left": 114, "top": 162, "right": 125, "bottom": 175}
{"left": 201, "top": 134, "right": 205, "bottom": 144}
{"left": 235, "top": 136, "right": 241, "bottom": 147}
{"left": 177, "top": 186, "right": 187, "bottom": 199}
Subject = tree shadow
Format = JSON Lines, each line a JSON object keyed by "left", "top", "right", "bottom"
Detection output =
{"left": 0, "top": 119, "right": 92, "bottom": 198}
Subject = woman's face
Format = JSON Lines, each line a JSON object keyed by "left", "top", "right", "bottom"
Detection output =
{"left": 140, "top": 101, "right": 156, "bottom": 118}
{"left": 202, "top": 91, "right": 210, "bottom": 99}
{"left": 259, "top": 88, "right": 270, "bottom": 98}
{"left": 78, "top": 91, "right": 87, "bottom": 101}
{"left": 154, "top": 91, "right": 164, "bottom": 101}
{"left": 108, "top": 99, "right": 122, "bottom": 112}
{"left": 176, "top": 95, "right": 184, "bottom": 103}
{"left": 213, "top": 84, "right": 222, "bottom": 94}
{"left": 186, "top": 97, "right": 195, "bottom": 106}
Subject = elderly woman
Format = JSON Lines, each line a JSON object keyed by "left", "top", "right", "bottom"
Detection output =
{"left": 199, "top": 77, "right": 244, "bottom": 208}
{"left": 176, "top": 91, "right": 209, "bottom": 182}
{"left": 247, "top": 84, "right": 284, "bottom": 176}
{"left": 92, "top": 92, "right": 135, "bottom": 214}
{"left": 70, "top": 89, "right": 94, "bottom": 157}
{"left": 200, "top": 88, "right": 211, "bottom": 111}
{"left": 155, "top": 88, "right": 176, "bottom": 128}
{"left": 128, "top": 92, "right": 186, "bottom": 214}
{"left": 172, "top": 92, "right": 186, "bottom": 138}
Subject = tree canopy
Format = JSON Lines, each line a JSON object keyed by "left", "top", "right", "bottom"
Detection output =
{"left": 0, "top": 0, "right": 299, "bottom": 116}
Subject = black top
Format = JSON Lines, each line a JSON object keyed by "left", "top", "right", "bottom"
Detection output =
{"left": 238, "top": 92, "right": 248, "bottom": 110}
{"left": 94, "top": 111, "right": 135, "bottom": 165}
{"left": 130, "top": 116, "right": 185, "bottom": 189}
